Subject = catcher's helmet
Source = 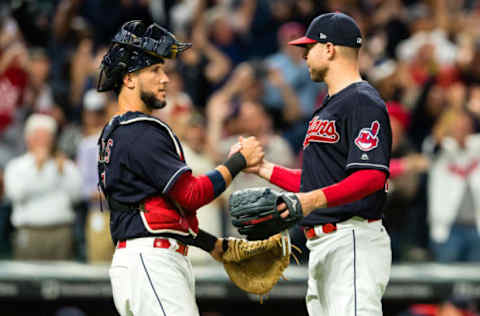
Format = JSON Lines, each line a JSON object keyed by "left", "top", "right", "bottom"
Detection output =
{"left": 97, "top": 20, "right": 191, "bottom": 92}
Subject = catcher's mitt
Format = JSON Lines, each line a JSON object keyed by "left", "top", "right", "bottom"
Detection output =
{"left": 229, "top": 188, "right": 303, "bottom": 240}
{"left": 222, "top": 234, "right": 295, "bottom": 296}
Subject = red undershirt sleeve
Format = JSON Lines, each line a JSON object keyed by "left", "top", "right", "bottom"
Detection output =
{"left": 322, "top": 169, "right": 387, "bottom": 207}
{"left": 167, "top": 171, "right": 215, "bottom": 213}
{"left": 389, "top": 158, "right": 405, "bottom": 179}
{"left": 270, "top": 165, "right": 302, "bottom": 192}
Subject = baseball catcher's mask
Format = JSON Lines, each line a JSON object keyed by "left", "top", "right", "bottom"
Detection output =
{"left": 97, "top": 20, "right": 192, "bottom": 92}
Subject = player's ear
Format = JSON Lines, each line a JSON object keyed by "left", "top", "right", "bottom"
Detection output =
{"left": 325, "top": 42, "right": 335, "bottom": 60}
{"left": 123, "top": 73, "right": 136, "bottom": 90}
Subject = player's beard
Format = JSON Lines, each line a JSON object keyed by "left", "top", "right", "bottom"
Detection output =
{"left": 310, "top": 66, "right": 328, "bottom": 82}
{"left": 140, "top": 90, "right": 167, "bottom": 110}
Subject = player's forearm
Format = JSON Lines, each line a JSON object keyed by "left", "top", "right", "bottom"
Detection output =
{"left": 299, "top": 170, "right": 386, "bottom": 216}
{"left": 299, "top": 189, "right": 327, "bottom": 216}
{"left": 168, "top": 152, "right": 247, "bottom": 212}
{"left": 268, "top": 163, "right": 302, "bottom": 192}
{"left": 204, "top": 151, "right": 248, "bottom": 197}
{"left": 168, "top": 172, "right": 215, "bottom": 212}
{"left": 321, "top": 169, "right": 387, "bottom": 208}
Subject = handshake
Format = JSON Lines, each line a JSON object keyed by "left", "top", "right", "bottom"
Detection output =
{"left": 225, "top": 135, "right": 304, "bottom": 241}
{"left": 227, "top": 136, "right": 265, "bottom": 173}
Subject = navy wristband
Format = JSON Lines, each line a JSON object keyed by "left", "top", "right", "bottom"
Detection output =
{"left": 223, "top": 151, "right": 247, "bottom": 179}
{"left": 206, "top": 169, "right": 226, "bottom": 197}
{"left": 222, "top": 238, "right": 229, "bottom": 252}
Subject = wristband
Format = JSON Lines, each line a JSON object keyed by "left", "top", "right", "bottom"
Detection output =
{"left": 206, "top": 169, "right": 226, "bottom": 197}
{"left": 223, "top": 151, "right": 247, "bottom": 178}
{"left": 193, "top": 229, "right": 218, "bottom": 252}
{"left": 222, "top": 238, "right": 229, "bottom": 252}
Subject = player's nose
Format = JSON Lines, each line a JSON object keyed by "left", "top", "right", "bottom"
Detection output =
{"left": 160, "top": 72, "right": 169, "bottom": 84}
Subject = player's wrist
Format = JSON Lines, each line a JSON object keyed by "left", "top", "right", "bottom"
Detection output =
{"left": 315, "top": 189, "right": 328, "bottom": 210}
{"left": 260, "top": 160, "right": 275, "bottom": 180}
{"left": 300, "top": 190, "right": 327, "bottom": 216}
{"left": 222, "top": 151, "right": 247, "bottom": 179}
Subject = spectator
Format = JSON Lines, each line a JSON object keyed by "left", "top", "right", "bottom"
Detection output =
{"left": 264, "top": 22, "right": 323, "bottom": 152}
{"left": 24, "top": 47, "right": 54, "bottom": 114}
{"left": 396, "top": 2, "right": 457, "bottom": 81}
{"left": 50, "top": 0, "right": 93, "bottom": 115}
{"left": 243, "top": 0, "right": 293, "bottom": 58}
{"left": 466, "top": 84, "right": 480, "bottom": 121}
{"left": 168, "top": 109, "right": 225, "bottom": 263}
{"left": 409, "top": 77, "right": 448, "bottom": 151}
{"left": 4, "top": 114, "right": 82, "bottom": 260}
{"left": 0, "top": 15, "right": 29, "bottom": 133}
{"left": 384, "top": 102, "right": 430, "bottom": 262}
{"left": 206, "top": 5, "right": 248, "bottom": 65}
{"left": 75, "top": 89, "right": 112, "bottom": 263}
{"left": 426, "top": 109, "right": 480, "bottom": 262}
{"left": 175, "top": 3, "right": 232, "bottom": 109}
{"left": 206, "top": 98, "right": 295, "bottom": 236}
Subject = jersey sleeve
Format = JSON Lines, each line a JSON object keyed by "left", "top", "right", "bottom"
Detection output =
{"left": 126, "top": 124, "right": 191, "bottom": 194}
{"left": 345, "top": 95, "right": 391, "bottom": 175}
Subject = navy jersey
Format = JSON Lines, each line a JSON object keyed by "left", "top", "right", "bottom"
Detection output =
{"left": 300, "top": 81, "right": 392, "bottom": 226}
{"left": 98, "top": 111, "right": 191, "bottom": 242}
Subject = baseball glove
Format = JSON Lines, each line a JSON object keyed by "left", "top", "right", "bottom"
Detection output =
{"left": 229, "top": 188, "right": 303, "bottom": 240}
{"left": 222, "top": 234, "right": 294, "bottom": 296}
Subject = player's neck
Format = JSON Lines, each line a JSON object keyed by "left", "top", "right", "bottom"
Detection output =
{"left": 117, "top": 89, "right": 152, "bottom": 116}
{"left": 325, "top": 62, "right": 363, "bottom": 97}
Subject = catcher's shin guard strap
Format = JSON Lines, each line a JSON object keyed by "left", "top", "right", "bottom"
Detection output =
{"left": 192, "top": 229, "right": 218, "bottom": 252}
{"left": 223, "top": 152, "right": 247, "bottom": 179}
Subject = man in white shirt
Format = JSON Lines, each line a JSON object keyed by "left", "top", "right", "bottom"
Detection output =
{"left": 4, "top": 114, "right": 82, "bottom": 260}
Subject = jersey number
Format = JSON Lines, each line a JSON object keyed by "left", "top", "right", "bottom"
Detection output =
{"left": 104, "top": 139, "right": 114, "bottom": 163}
{"left": 99, "top": 138, "right": 113, "bottom": 189}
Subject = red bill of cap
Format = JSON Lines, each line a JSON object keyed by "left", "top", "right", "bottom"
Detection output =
{"left": 288, "top": 36, "right": 317, "bottom": 46}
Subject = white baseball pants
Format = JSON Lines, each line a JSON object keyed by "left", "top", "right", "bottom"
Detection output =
{"left": 305, "top": 217, "right": 391, "bottom": 316}
{"left": 109, "top": 237, "right": 199, "bottom": 316}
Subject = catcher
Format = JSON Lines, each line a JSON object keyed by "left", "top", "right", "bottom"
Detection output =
{"left": 96, "top": 20, "right": 291, "bottom": 316}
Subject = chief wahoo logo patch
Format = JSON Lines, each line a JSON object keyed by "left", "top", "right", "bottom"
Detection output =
{"left": 354, "top": 121, "right": 380, "bottom": 151}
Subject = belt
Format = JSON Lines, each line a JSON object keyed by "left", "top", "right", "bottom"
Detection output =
{"left": 117, "top": 238, "right": 189, "bottom": 256}
{"left": 304, "top": 218, "right": 381, "bottom": 240}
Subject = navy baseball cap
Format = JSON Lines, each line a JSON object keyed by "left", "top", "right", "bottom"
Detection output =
{"left": 289, "top": 13, "right": 362, "bottom": 48}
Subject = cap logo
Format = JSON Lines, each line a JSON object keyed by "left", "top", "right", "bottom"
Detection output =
{"left": 319, "top": 33, "right": 327, "bottom": 40}
{"left": 357, "top": 38, "right": 362, "bottom": 44}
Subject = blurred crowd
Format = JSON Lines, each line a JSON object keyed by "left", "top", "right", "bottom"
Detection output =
{"left": 0, "top": 0, "right": 480, "bottom": 277}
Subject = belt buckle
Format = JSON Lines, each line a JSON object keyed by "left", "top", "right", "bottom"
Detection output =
{"left": 155, "top": 238, "right": 188, "bottom": 256}
{"left": 154, "top": 238, "right": 171, "bottom": 249}
{"left": 304, "top": 227, "right": 316, "bottom": 239}
{"left": 177, "top": 243, "right": 188, "bottom": 256}
{"left": 322, "top": 223, "right": 337, "bottom": 234}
